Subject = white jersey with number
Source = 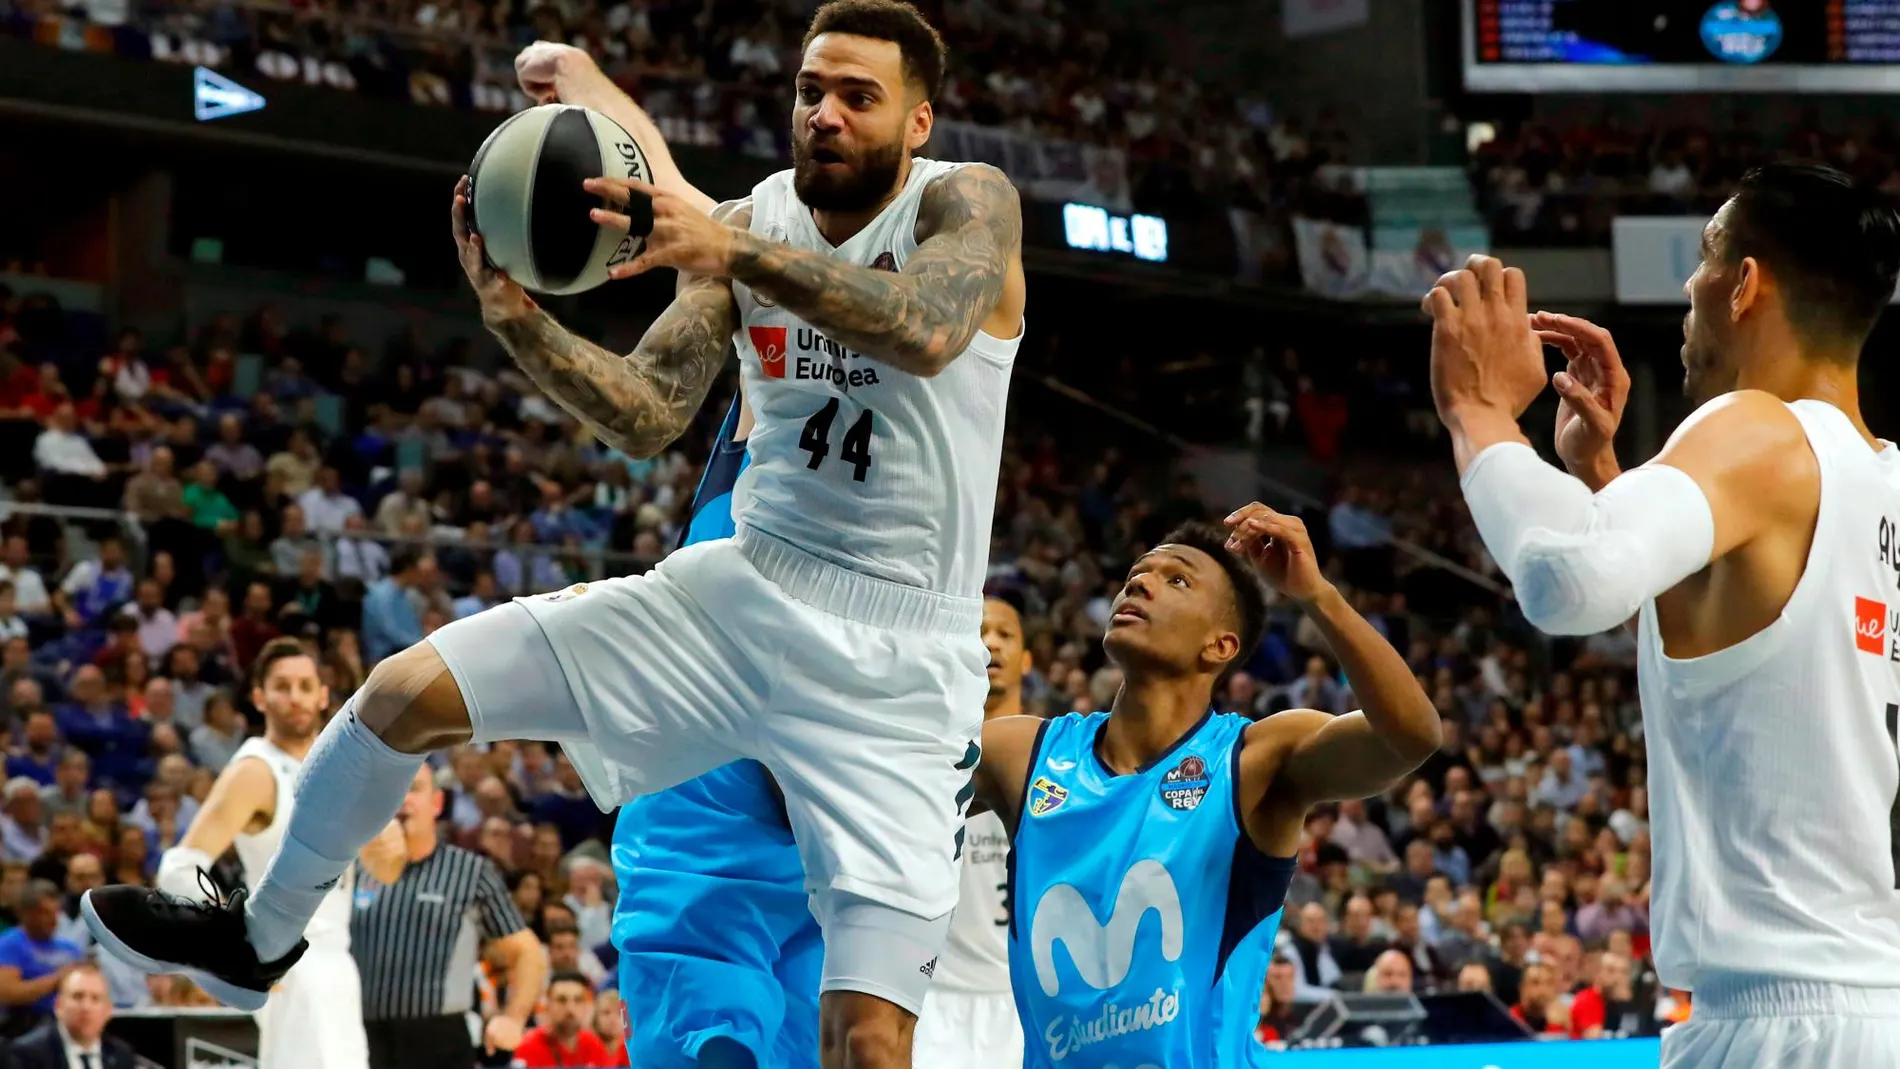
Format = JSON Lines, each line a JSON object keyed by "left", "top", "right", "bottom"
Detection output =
{"left": 934, "top": 810, "right": 1012, "bottom": 993}
{"left": 1638, "top": 398, "right": 1900, "bottom": 991}
{"left": 729, "top": 159, "right": 1020, "bottom": 598}
{"left": 231, "top": 737, "right": 355, "bottom": 953}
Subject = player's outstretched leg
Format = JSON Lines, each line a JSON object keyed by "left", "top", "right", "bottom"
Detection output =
{"left": 82, "top": 639, "right": 480, "bottom": 1009}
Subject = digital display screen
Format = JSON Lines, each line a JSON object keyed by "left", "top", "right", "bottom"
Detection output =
{"left": 1062, "top": 203, "right": 1169, "bottom": 264}
{"left": 1464, "top": 0, "right": 1900, "bottom": 92}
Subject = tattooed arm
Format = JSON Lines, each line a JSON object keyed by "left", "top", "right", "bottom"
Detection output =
{"left": 725, "top": 164, "right": 1020, "bottom": 377}
{"left": 455, "top": 185, "right": 747, "bottom": 458}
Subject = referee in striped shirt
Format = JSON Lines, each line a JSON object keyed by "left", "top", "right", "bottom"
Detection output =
{"left": 352, "top": 765, "right": 546, "bottom": 1069}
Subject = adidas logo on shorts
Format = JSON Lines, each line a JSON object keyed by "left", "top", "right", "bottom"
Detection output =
{"left": 919, "top": 957, "right": 938, "bottom": 978}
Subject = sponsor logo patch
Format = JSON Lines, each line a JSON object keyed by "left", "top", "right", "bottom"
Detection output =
{"left": 1158, "top": 755, "right": 1210, "bottom": 811}
{"left": 749, "top": 326, "right": 788, "bottom": 378}
{"left": 1857, "top": 596, "right": 1886, "bottom": 656}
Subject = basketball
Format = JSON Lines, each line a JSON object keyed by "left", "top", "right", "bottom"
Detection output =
{"left": 466, "top": 103, "right": 655, "bottom": 296}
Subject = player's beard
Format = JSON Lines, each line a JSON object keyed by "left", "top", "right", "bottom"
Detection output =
{"left": 793, "top": 136, "right": 907, "bottom": 213}
{"left": 271, "top": 706, "right": 321, "bottom": 743}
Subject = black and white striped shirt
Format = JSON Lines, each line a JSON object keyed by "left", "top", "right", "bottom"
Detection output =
{"left": 350, "top": 842, "right": 526, "bottom": 1021}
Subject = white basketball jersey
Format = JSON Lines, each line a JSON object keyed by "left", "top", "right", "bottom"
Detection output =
{"left": 1639, "top": 398, "right": 1900, "bottom": 991}
{"left": 232, "top": 737, "right": 354, "bottom": 952}
{"left": 933, "top": 810, "right": 1012, "bottom": 993}
{"left": 730, "top": 159, "right": 1020, "bottom": 598}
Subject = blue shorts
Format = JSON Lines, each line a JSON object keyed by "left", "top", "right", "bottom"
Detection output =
{"left": 613, "top": 759, "right": 821, "bottom": 1069}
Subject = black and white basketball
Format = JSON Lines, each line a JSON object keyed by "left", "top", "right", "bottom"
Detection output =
{"left": 467, "top": 104, "right": 656, "bottom": 296}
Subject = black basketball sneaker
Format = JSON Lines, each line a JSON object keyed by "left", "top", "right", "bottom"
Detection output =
{"left": 81, "top": 875, "right": 307, "bottom": 1012}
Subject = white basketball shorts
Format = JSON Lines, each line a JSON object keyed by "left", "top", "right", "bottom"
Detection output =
{"left": 427, "top": 526, "right": 987, "bottom": 925}
{"left": 912, "top": 987, "right": 1023, "bottom": 1069}
{"left": 257, "top": 945, "right": 368, "bottom": 1069}
{"left": 1661, "top": 976, "right": 1900, "bottom": 1069}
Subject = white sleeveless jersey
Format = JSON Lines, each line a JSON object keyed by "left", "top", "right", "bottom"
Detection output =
{"left": 231, "top": 738, "right": 354, "bottom": 952}
{"left": 1639, "top": 398, "right": 1900, "bottom": 991}
{"left": 933, "top": 810, "right": 1012, "bottom": 993}
{"left": 730, "top": 159, "right": 1020, "bottom": 598}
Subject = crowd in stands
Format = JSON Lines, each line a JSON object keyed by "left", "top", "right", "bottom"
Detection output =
{"left": 20, "top": 0, "right": 1353, "bottom": 222}
{"left": 0, "top": 276, "right": 1668, "bottom": 1051}
{"left": 0, "top": 258, "right": 1669, "bottom": 1053}
{"left": 1474, "top": 109, "right": 1900, "bottom": 244}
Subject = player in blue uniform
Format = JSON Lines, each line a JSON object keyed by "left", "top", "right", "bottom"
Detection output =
{"left": 973, "top": 504, "right": 1444, "bottom": 1068}
{"left": 610, "top": 395, "right": 824, "bottom": 1069}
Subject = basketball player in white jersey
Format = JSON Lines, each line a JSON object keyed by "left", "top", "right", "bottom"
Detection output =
{"left": 83, "top": 2, "right": 1024, "bottom": 1066}
{"left": 912, "top": 595, "right": 1028, "bottom": 1067}
{"left": 1422, "top": 161, "right": 1900, "bottom": 1067}
{"left": 152, "top": 637, "right": 407, "bottom": 1069}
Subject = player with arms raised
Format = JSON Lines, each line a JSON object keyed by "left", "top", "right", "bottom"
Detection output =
{"left": 1424, "top": 162, "right": 1900, "bottom": 1067}
{"left": 83, "top": 3, "right": 1025, "bottom": 1067}
{"left": 971, "top": 507, "right": 1443, "bottom": 1068}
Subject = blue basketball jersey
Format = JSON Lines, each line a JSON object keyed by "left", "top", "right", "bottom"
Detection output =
{"left": 680, "top": 398, "right": 748, "bottom": 545}
{"left": 1009, "top": 710, "right": 1296, "bottom": 1069}
{"left": 612, "top": 397, "right": 821, "bottom": 1069}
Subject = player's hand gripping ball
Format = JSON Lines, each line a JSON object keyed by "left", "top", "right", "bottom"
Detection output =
{"left": 585, "top": 177, "right": 738, "bottom": 281}
{"left": 463, "top": 103, "right": 657, "bottom": 295}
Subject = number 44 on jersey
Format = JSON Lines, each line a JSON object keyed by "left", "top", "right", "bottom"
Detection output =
{"left": 801, "top": 398, "right": 873, "bottom": 482}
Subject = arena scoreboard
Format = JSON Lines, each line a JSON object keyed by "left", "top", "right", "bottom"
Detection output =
{"left": 1463, "top": 0, "right": 1900, "bottom": 92}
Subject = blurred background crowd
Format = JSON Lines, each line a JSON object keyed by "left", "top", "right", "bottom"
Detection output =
{"left": 0, "top": 271, "right": 1664, "bottom": 1053}
{"left": 11, "top": 0, "right": 1900, "bottom": 1063}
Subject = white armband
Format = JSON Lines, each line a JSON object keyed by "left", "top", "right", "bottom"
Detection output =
{"left": 156, "top": 847, "right": 217, "bottom": 901}
{"left": 1461, "top": 442, "right": 1716, "bottom": 636}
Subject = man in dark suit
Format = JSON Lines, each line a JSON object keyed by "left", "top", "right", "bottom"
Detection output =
{"left": 9, "top": 964, "right": 133, "bottom": 1069}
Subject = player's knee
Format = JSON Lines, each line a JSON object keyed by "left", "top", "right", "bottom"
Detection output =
{"left": 821, "top": 994, "right": 913, "bottom": 1069}
{"left": 358, "top": 643, "right": 471, "bottom": 754}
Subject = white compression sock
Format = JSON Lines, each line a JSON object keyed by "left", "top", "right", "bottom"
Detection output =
{"left": 244, "top": 699, "right": 423, "bottom": 961}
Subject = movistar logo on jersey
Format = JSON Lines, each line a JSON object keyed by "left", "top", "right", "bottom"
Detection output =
{"left": 1030, "top": 858, "right": 1184, "bottom": 996}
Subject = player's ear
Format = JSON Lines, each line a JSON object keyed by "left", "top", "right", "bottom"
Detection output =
{"left": 1732, "top": 255, "right": 1764, "bottom": 323}
{"left": 906, "top": 98, "right": 933, "bottom": 153}
{"left": 1205, "top": 629, "right": 1240, "bottom": 672}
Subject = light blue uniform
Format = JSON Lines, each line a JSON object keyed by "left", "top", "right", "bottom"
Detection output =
{"left": 611, "top": 399, "right": 822, "bottom": 1069}
{"left": 1009, "top": 710, "right": 1297, "bottom": 1069}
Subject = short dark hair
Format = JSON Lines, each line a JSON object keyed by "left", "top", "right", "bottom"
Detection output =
{"left": 20, "top": 879, "right": 60, "bottom": 909}
{"left": 1725, "top": 161, "right": 1900, "bottom": 348}
{"left": 1156, "top": 521, "right": 1268, "bottom": 680}
{"left": 984, "top": 587, "right": 1026, "bottom": 616}
{"left": 251, "top": 635, "right": 311, "bottom": 689}
{"left": 804, "top": 0, "right": 946, "bottom": 101}
{"left": 547, "top": 969, "right": 592, "bottom": 995}
{"left": 389, "top": 547, "right": 423, "bottom": 577}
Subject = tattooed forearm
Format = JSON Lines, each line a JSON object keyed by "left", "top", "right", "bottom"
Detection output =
{"left": 489, "top": 199, "right": 749, "bottom": 458}
{"left": 727, "top": 164, "right": 1020, "bottom": 376}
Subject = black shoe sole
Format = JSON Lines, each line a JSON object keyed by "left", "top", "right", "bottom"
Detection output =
{"left": 80, "top": 889, "right": 272, "bottom": 1012}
